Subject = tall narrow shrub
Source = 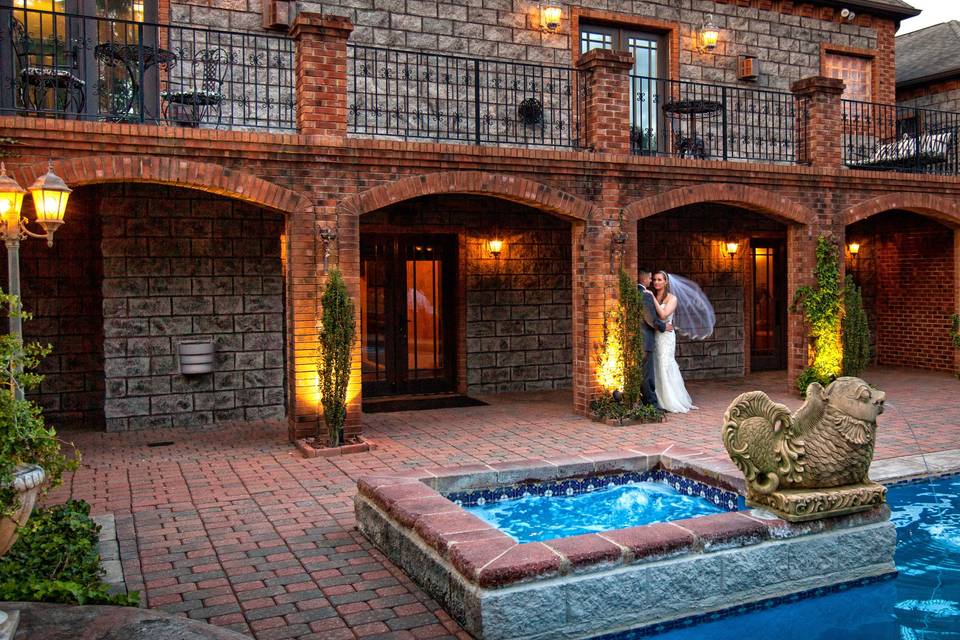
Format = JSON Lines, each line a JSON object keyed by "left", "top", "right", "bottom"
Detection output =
{"left": 617, "top": 270, "right": 645, "bottom": 406}
{"left": 318, "top": 269, "right": 355, "bottom": 447}
{"left": 791, "top": 237, "right": 843, "bottom": 394}
{"left": 842, "top": 277, "right": 870, "bottom": 377}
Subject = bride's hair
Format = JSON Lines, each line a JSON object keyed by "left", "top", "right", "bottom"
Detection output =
{"left": 655, "top": 270, "right": 672, "bottom": 298}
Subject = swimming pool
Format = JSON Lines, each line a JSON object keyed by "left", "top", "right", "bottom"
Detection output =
{"left": 597, "top": 474, "right": 960, "bottom": 639}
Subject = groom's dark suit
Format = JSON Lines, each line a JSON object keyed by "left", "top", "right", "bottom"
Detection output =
{"left": 638, "top": 285, "right": 667, "bottom": 410}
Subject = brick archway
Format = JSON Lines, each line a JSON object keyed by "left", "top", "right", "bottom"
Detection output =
{"left": 622, "top": 183, "right": 814, "bottom": 225}
{"left": 16, "top": 156, "right": 311, "bottom": 214}
{"left": 843, "top": 193, "right": 960, "bottom": 227}
{"left": 338, "top": 171, "right": 597, "bottom": 221}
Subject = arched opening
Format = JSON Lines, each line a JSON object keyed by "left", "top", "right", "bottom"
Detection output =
{"left": 845, "top": 210, "right": 957, "bottom": 373}
{"left": 3, "top": 182, "right": 289, "bottom": 431}
{"left": 359, "top": 194, "right": 575, "bottom": 409}
{"left": 637, "top": 203, "right": 792, "bottom": 379}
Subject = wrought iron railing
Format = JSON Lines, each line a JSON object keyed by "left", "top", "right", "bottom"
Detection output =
{"left": 843, "top": 99, "right": 960, "bottom": 175}
{"left": 348, "top": 44, "right": 582, "bottom": 148}
{"left": 0, "top": 6, "right": 295, "bottom": 130}
{"left": 629, "top": 75, "right": 801, "bottom": 164}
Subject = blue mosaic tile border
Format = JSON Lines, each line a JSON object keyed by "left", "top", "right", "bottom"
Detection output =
{"left": 444, "top": 469, "right": 744, "bottom": 512}
{"left": 884, "top": 469, "right": 960, "bottom": 487}
{"left": 588, "top": 573, "right": 896, "bottom": 639}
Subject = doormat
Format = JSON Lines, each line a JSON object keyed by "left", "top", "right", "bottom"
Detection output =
{"left": 363, "top": 395, "right": 488, "bottom": 413}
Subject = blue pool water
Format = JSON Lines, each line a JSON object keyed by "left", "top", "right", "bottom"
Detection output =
{"left": 465, "top": 481, "right": 726, "bottom": 543}
{"left": 599, "top": 474, "right": 960, "bottom": 640}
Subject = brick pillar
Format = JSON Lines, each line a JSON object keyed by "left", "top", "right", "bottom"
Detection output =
{"left": 955, "top": 228, "right": 960, "bottom": 375}
{"left": 791, "top": 76, "right": 845, "bottom": 168}
{"left": 286, "top": 206, "right": 321, "bottom": 442}
{"left": 291, "top": 13, "right": 353, "bottom": 136}
{"left": 572, "top": 180, "right": 626, "bottom": 415}
{"left": 575, "top": 49, "right": 634, "bottom": 155}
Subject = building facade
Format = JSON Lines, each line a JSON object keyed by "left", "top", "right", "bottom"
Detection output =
{"left": 1, "top": 0, "right": 957, "bottom": 441}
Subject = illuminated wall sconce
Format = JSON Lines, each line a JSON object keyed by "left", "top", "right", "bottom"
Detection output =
{"left": 724, "top": 240, "right": 740, "bottom": 257}
{"left": 847, "top": 241, "right": 861, "bottom": 257}
{"left": 539, "top": 3, "right": 562, "bottom": 32}
{"left": 488, "top": 239, "right": 504, "bottom": 258}
{"left": 697, "top": 14, "right": 720, "bottom": 53}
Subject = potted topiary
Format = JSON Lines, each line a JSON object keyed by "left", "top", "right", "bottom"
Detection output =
{"left": 0, "top": 290, "right": 75, "bottom": 556}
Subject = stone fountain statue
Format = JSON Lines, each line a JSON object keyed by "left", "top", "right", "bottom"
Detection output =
{"left": 722, "top": 377, "right": 887, "bottom": 522}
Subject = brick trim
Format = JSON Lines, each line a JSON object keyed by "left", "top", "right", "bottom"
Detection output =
{"left": 337, "top": 171, "right": 598, "bottom": 221}
{"left": 843, "top": 193, "right": 960, "bottom": 227}
{"left": 622, "top": 183, "right": 815, "bottom": 226}
{"left": 14, "top": 156, "right": 312, "bottom": 215}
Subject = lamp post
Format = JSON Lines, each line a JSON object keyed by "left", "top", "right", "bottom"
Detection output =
{"left": 0, "top": 161, "right": 71, "bottom": 399}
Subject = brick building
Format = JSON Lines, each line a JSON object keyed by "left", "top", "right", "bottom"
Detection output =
{"left": 0, "top": 0, "right": 957, "bottom": 442}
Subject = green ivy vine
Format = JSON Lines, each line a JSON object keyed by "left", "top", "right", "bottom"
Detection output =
{"left": 792, "top": 236, "right": 843, "bottom": 394}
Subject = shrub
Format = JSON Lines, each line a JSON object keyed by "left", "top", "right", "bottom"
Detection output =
{"left": 617, "top": 270, "right": 645, "bottom": 407}
{"left": 841, "top": 277, "right": 871, "bottom": 377}
{"left": 318, "top": 269, "right": 355, "bottom": 447}
{"left": 590, "top": 392, "right": 663, "bottom": 425}
{"left": 951, "top": 313, "right": 960, "bottom": 350}
{"left": 0, "top": 290, "right": 76, "bottom": 518}
{"left": 791, "top": 237, "right": 843, "bottom": 395}
{"left": 0, "top": 499, "right": 138, "bottom": 606}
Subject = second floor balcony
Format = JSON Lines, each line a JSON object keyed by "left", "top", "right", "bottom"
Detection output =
{"left": 0, "top": 5, "right": 296, "bottom": 131}
{"left": 2, "top": 7, "right": 959, "bottom": 180}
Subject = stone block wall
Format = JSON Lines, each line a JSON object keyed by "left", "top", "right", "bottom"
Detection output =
{"left": 637, "top": 203, "right": 785, "bottom": 379}
{"left": 8, "top": 190, "right": 105, "bottom": 430}
{"left": 897, "top": 82, "right": 960, "bottom": 115}
{"left": 300, "top": 0, "right": 890, "bottom": 96}
{"left": 847, "top": 211, "right": 956, "bottom": 372}
{"left": 99, "top": 184, "right": 287, "bottom": 431}
{"left": 361, "top": 195, "right": 572, "bottom": 395}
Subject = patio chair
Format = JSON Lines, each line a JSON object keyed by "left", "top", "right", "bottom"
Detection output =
{"left": 11, "top": 17, "right": 86, "bottom": 116}
{"left": 161, "top": 47, "right": 227, "bottom": 127}
{"left": 668, "top": 112, "right": 706, "bottom": 159}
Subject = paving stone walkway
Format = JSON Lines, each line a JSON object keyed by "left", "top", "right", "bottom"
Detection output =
{"left": 48, "top": 367, "right": 960, "bottom": 640}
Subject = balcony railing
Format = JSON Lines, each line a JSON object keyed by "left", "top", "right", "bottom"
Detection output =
{"left": 348, "top": 45, "right": 582, "bottom": 148}
{"left": 629, "top": 75, "right": 802, "bottom": 164}
{"left": 0, "top": 6, "right": 295, "bottom": 130}
{"left": 843, "top": 99, "right": 960, "bottom": 175}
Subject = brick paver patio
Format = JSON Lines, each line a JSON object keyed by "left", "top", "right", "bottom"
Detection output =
{"left": 47, "top": 367, "right": 960, "bottom": 640}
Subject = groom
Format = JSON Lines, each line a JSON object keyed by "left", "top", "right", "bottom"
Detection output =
{"left": 638, "top": 267, "right": 672, "bottom": 411}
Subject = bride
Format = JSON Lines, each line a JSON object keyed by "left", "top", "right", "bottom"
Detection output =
{"left": 650, "top": 271, "right": 699, "bottom": 413}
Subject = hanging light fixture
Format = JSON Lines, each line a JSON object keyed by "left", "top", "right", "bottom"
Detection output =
{"left": 698, "top": 15, "right": 720, "bottom": 53}
{"left": 27, "top": 160, "right": 72, "bottom": 246}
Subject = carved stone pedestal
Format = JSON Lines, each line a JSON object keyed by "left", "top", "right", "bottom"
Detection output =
{"left": 747, "top": 481, "right": 887, "bottom": 522}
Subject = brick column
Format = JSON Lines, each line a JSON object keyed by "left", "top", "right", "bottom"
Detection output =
{"left": 291, "top": 13, "right": 353, "bottom": 136}
{"left": 286, "top": 206, "right": 321, "bottom": 441}
{"left": 572, "top": 180, "right": 627, "bottom": 415}
{"left": 955, "top": 228, "right": 960, "bottom": 375}
{"left": 791, "top": 76, "right": 845, "bottom": 168}
{"left": 575, "top": 49, "right": 634, "bottom": 155}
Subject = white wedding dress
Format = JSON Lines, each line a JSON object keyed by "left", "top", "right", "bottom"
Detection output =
{"left": 654, "top": 303, "right": 696, "bottom": 413}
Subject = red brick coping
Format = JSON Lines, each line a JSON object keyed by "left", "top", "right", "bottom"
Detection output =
{"left": 355, "top": 445, "right": 892, "bottom": 589}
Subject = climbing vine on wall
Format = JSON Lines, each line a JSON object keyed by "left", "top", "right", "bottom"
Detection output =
{"left": 951, "top": 314, "right": 960, "bottom": 350}
{"left": 792, "top": 236, "right": 843, "bottom": 395}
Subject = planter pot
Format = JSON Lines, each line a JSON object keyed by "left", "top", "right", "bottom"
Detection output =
{"left": 295, "top": 437, "right": 375, "bottom": 458}
{"left": 177, "top": 340, "right": 216, "bottom": 375}
{"left": 0, "top": 465, "right": 45, "bottom": 557}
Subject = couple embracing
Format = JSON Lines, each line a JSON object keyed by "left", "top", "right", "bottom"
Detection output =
{"left": 637, "top": 267, "right": 701, "bottom": 414}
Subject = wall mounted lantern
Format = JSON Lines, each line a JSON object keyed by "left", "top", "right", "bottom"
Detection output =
{"left": 847, "top": 241, "right": 861, "bottom": 256}
{"left": 488, "top": 239, "right": 504, "bottom": 258}
{"left": 724, "top": 240, "right": 740, "bottom": 257}
{"left": 318, "top": 226, "right": 338, "bottom": 271}
{"left": 539, "top": 4, "right": 562, "bottom": 32}
{"left": 697, "top": 15, "right": 720, "bottom": 53}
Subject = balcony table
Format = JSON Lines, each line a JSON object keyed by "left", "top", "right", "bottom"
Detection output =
{"left": 662, "top": 98, "right": 724, "bottom": 158}
{"left": 94, "top": 42, "right": 177, "bottom": 121}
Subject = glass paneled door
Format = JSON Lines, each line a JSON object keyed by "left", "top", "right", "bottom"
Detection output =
{"left": 579, "top": 23, "right": 665, "bottom": 154}
{"left": 1, "top": 0, "right": 158, "bottom": 119}
{"left": 750, "top": 239, "right": 787, "bottom": 371}
{"left": 361, "top": 234, "right": 457, "bottom": 397}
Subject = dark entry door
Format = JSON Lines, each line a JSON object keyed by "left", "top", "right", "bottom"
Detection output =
{"left": 361, "top": 234, "right": 457, "bottom": 397}
{"left": 750, "top": 239, "right": 787, "bottom": 371}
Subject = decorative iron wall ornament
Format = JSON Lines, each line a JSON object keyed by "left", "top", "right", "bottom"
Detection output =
{"left": 318, "top": 226, "right": 338, "bottom": 272}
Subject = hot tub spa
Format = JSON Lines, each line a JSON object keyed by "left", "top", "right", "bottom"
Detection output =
{"left": 354, "top": 446, "right": 896, "bottom": 640}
